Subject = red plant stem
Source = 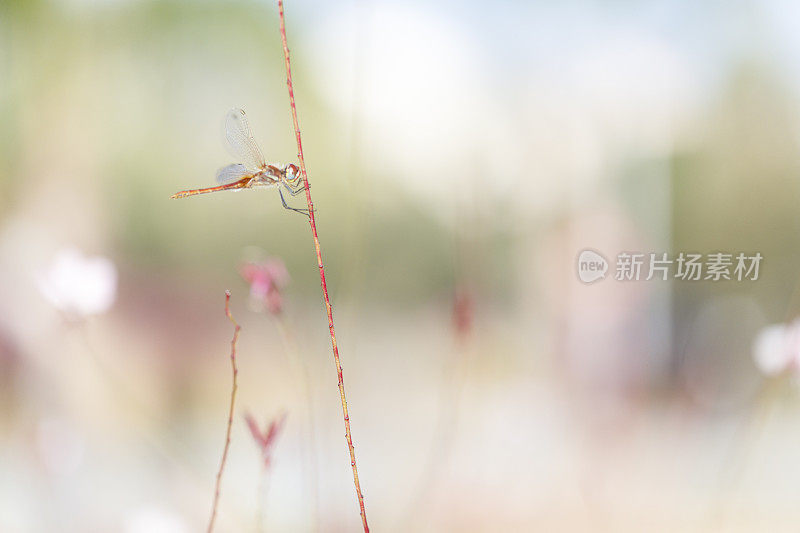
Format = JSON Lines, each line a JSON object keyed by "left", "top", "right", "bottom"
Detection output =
{"left": 207, "top": 290, "right": 241, "bottom": 533}
{"left": 277, "top": 2, "right": 369, "bottom": 531}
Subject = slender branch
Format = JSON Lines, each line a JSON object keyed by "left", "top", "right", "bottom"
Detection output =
{"left": 207, "top": 290, "right": 241, "bottom": 533}
{"left": 277, "top": 2, "right": 369, "bottom": 530}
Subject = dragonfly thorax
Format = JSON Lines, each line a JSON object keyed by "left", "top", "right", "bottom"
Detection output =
{"left": 247, "top": 169, "right": 278, "bottom": 188}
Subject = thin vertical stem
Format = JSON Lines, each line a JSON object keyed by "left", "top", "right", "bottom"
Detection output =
{"left": 277, "top": 2, "right": 369, "bottom": 530}
{"left": 207, "top": 290, "right": 241, "bottom": 533}
{"left": 274, "top": 315, "right": 320, "bottom": 532}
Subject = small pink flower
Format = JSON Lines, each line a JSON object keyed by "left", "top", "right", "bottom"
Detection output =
{"left": 37, "top": 247, "right": 117, "bottom": 318}
{"left": 244, "top": 411, "right": 287, "bottom": 469}
{"left": 239, "top": 258, "right": 289, "bottom": 314}
{"left": 452, "top": 288, "right": 474, "bottom": 338}
{"left": 753, "top": 319, "right": 800, "bottom": 376}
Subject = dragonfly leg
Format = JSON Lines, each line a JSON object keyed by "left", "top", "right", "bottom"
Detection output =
{"left": 285, "top": 181, "right": 308, "bottom": 196}
{"left": 279, "top": 188, "right": 311, "bottom": 218}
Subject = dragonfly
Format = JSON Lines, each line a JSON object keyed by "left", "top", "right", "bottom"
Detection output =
{"left": 171, "top": 108, "right": 309, "bottom": 216}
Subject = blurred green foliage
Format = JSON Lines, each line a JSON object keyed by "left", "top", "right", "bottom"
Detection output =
{"left": 672, "top": 64, "right": 800, "bottom": 322}
{"left": 0, "top": 0, "right": 514, "bottom": 307}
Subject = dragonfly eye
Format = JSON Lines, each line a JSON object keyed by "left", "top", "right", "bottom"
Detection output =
{"left": 286, "top": 164, "right": 299, "bottom": 178}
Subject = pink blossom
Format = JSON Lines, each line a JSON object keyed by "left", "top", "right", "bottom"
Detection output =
{"left": 239, "top": 258, "right": 289, "bottom": 314}
{"left": 452, "top": 288, "right": 474, "bottom": 338}
{"left": 37, "top": 247, "right": 117, "bottom": 318}
{"left": 244, "top": 411, "right": 287, "bottom": 469}
{"left": 752, "top": 319, "right": 800, "bottom": 376}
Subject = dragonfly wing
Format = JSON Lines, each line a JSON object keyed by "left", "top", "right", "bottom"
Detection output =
{"left": 225, "top": 108, "right": 266, "bottom": 171}
{"left": 216, "top": 163, "right": 252, "bottom": 185}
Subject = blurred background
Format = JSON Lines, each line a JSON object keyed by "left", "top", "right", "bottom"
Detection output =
{"left": 3, "top": 0, "right": 800, "bottom": 531}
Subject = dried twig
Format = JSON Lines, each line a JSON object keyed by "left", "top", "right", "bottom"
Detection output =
{"left": 207, "top": 290, "right": 241, "bottom": 533}
{"left": 277, "top": 2, "right": 369, "bottom": 530}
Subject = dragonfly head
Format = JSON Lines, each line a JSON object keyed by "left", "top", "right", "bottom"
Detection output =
{"left": 284, "top": 163, "right": 300, "bottom": 181}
